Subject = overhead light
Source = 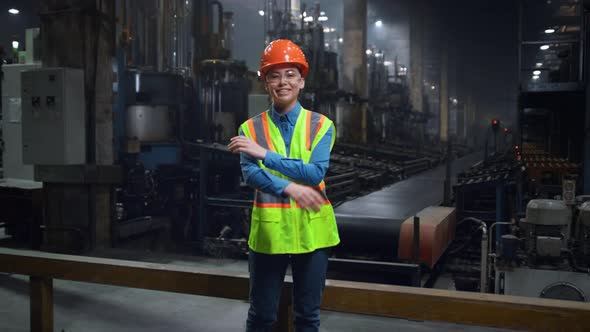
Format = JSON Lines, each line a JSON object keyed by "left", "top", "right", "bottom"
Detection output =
{"left": 324, "top": 43, "right": 329, "bottom": 48}
{"left": 533, "top": 70, "right": 541, "bottom": 75}
{"left": 318, "top": 16, "right": 328, "bottom": 22}
{"left": 384, "top": 61, "right": 392, "bottom": 66}
{"left": 330, "top": 28, "right": 336, "bottom": 32}
{"left": 540, "top": 44, "right": 550, "bottom": 50}
{"left": 320, "top": 11, "right": 326, "bottom": 16}
{"left": 302, "top": 11, "right": 307, "bottom": 17}
{"left": 375, "top": 20, "right": 383, "bottom": 27}
{"left": 12, "top": 41, "right": 19, "bottom": 49}
{"left": 323, "top": 27, "right": 331, "bottom": 33}
{"left": 366, "top": 49, "right": 373, "bottom": 55}
{"left": 186, "top": 1, "right": 189, "bottom": 5}
{"left": 258, "top": 10, "right": 265, "bottom": 16}
{"left": 544, "top": 28, "right": 555, "bottom": 34}
{"left": 536, "top": 62, "right": 543, "bottom": 67}
{"left": 304, "top": 16, "right": 313, "bottom": 22}
{"left": 532, "top": 75, "right": 540, "bottom": 80}
{"left": 8, "top": 8, "right": 19, "bottom": 15}
{"left": 338, "top": 38, "right": 343, "bottom": 43}
{"left": 431, "top": 85, "right": 436, "bottom": 90}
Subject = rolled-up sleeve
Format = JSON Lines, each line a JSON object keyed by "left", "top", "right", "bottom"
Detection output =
{"left": 239, "top": 129, "right": 291, "bottom": 196}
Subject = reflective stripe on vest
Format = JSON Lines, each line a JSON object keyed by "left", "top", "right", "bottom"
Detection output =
{"left": 255, "top": 190, "right": 290, "bottom": 208}
{"left": 307, "top": 111, "right": 325, "bottom": 151}
{"left": 255, "top": 189, "right": 329, "bottom": 208}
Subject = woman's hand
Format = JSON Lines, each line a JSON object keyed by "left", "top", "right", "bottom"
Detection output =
{"left": 283, "top": 183, "right": 324, "bottom": 212}
{"left": 228, "top": 136, "right": 267, "bottom": 160}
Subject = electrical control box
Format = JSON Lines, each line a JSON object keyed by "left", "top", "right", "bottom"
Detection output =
{"left": 1, "top": 63, "right": 41, "bottom": 180}
{"left": 21, "top": 68, "right": 86, "bottom": 165}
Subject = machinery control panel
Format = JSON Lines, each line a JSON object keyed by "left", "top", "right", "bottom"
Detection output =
{"left": 21, "top": 68, "right": 86, "bottom": 165}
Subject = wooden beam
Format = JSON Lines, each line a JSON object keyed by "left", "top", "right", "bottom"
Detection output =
{"left": 0, "top": 248, "right": 250, "bottom": 301}
{"left": 322, "top": 279, "right": 590, "bottom": 332}
{"left": 30, "top": 276, "right": 53, "bottom": 332}
{"left": 2, "top": 248, "right": 590, "bottom": 331}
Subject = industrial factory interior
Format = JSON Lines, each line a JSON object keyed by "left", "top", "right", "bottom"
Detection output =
{"left": 1, "top": 0, "right": 590, "bottom": 331}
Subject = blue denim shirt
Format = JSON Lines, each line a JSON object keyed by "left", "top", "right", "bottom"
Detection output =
{"left": 239, "top": 102, "right": 333, "bottom": 196}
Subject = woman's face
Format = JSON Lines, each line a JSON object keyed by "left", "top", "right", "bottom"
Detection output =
{"left": 264, "top": 65, "right": 305, "bottom": 109}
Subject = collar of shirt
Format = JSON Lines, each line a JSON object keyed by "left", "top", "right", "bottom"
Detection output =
{"left": 270, "top": 102, "right": 301, "bottom": 127}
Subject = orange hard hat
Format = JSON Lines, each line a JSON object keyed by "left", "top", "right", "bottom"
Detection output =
{"left": 259, "top": 39, "right": 309, "bottom": 80}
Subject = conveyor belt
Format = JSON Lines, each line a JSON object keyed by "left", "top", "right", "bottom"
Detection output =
{"left": 333, "top": 153, "right": 482, "bottom": 261}
{"left": 335, "top": 152, "right": 482, "bottom": 220}
{"left": 334, "top": 214, "right": 404, "bottom": 261}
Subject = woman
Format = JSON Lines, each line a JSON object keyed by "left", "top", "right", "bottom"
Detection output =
{"left": 228, "top": 39, "right": 340, "bottom": 332}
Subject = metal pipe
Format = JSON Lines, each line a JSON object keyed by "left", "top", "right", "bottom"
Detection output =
{"left": 480, "top": 233, "right": 488, "bottom": 293}
{"left": 488, "top": 222, "right": 513, "bottom": 258}
{"left": 211, "top": 0, "right": 224, "bottom": 58}
{"left": 457, "top": 217, "right": 488, "bottom": 293}
{"left": 157, "top": 0, "right": 164, "bottom": 71}
{"left": 325, "top": 172, "right": 358, "bottom": 183}
{"left": 487, "top": 221, "right": 514, "bottom": 294}
{"left": 584, "top": 4, "right": 590, "bottom": 193}
{"left": 211, "top": 1, "right": 224, "bottom": 35}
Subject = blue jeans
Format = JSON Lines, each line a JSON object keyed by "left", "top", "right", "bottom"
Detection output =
{"left": 246, "top": 248, "right": 330, "bottom": 332}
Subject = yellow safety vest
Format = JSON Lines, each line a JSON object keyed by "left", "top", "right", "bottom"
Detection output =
{"left": 239, "top": 107, "right": 340, "bottom": 254}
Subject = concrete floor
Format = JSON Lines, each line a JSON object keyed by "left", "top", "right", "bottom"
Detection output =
{"left": 0, "top": 248, "right": 520, "bottom": 332}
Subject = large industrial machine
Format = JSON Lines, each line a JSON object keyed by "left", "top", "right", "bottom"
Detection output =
{"left": 365, "top": 48, "right": 428, "bottom": 146}
{"left": 491, "top": 197, "right": 590, "bottom": 301}
{"left": 449, "top": 113, "right": 589, "bottom": 298}
{"left": 110, "top": 0, "right": 250, "bottom": 248}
